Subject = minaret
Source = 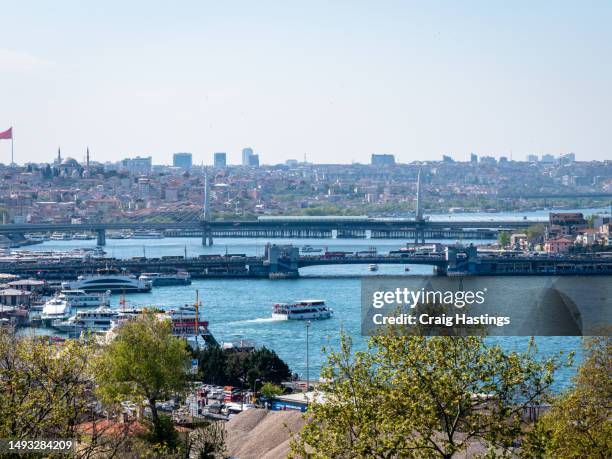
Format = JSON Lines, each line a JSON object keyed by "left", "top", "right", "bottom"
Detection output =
{"left": 415, "top": 168, "right": 423, "bottom": 222}
{"left": 57, "top": 147, "right": 61, "bottom": 164}
{"left": 86, "top": 147, "right": 90, "bottom": 168}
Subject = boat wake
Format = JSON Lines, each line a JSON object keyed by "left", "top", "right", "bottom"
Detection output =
{"left": 224, "top": 317, "right": 286, "bottom": 325}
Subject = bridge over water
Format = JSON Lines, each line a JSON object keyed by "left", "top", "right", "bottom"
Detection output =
{"left": 0, "top": 216, "right": 545, "bottom": 246}
{"left": 2, "top": 245, "right": 610, "bottom": 279}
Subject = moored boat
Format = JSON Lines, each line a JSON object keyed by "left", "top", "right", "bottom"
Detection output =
{"left": 41, "top": 297, "right": 71, "bottom": 322}
{"left": 138, "top": 270, "right": 191, "bottom": 286}
{"left": 52, "top": 307, "right": 118, "bottom": 333}
{"left": 61, "top": 269, "right": 152, "bottom": 293}
{"left": 58, "top": 289, "right": 111, "bottom": 307}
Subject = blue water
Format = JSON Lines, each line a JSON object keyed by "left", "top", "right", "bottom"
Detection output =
{"left": 28, "top": 208, "right": 608, "bottom": 391}
{"left": 22, "top": 236, "right": 584, "bottom": 391}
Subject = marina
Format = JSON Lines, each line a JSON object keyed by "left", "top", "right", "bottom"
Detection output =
{"left": 0, "top": 234, "right": 594, "bottom": 389}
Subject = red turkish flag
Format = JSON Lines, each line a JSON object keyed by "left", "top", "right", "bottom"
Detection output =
{"left": 0, "top": 127, "right": 12, "bottom": 139}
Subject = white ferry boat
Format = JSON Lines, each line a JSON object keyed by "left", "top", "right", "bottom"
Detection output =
{"left": 62, "top": 269, "right": 152, "bottom": 293}
{"left": 107, "top": 230, "right": 132, "bottom": 239}
{"left": 138, "top": 270, "right": 191, "bottom": 286}
{"left": 72, "top": 232, "right": 95, "bottom": 240}
{"left": 52, "top": 307, "right": 118, "bottom": 333}
{"left": 58, "top": 289, "right": 111, "bottom": 308}
{"left": 50, "top": 232, "right": 71, "bottom": 241}
{"left": 368, "top": 264, "right": 379, "bottom": 272}
{"left": 132, "top": 230, "right": 164, "bottom": 239}
{"left": 41, "top": 297, "right": 71, "bottom": 322}
{"left": 300, "top": 245, "right": 323, "bottom": 253}
{"left": 272, "top": 299, "right": 332, "bottom": 320}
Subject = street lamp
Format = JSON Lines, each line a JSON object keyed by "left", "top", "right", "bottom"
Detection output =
{"left": 305, "top": 320, "right": 311, "bottom": 398}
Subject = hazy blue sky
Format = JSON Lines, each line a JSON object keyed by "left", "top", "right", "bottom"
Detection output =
{"left": 1, "top": 1, "right": 610, "bottom": 165}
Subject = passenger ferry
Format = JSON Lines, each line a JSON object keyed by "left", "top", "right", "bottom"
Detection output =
{"left": 62, "top": 269, "right": 152, "bottom": 293}
{"left": 132, "top": 230, "right": 165, "bottom": 239}
{"left": 50, "top": 232, "right": 71, "bottom": 241}
{"left": 138, "top": 270, "right": 191, "bottom": 286}
{"left": 300, "top": 245, "right": 323, "bottom": 253}
{"left": 272, "top": 299, "right": 332, "bottom": 320}
{"left": 72, "top": 232, "right": 95, "bottom": 240}
{"left": 52, "top": 307, "right": 118, "bottom": 333}
{"left": 368, "top": 264, "right": 379, "bottom": 272}
{"left": 107, "top": 230, "right": 132, "bottom": 239}
{"left": 58, "top": 289, "right": 111, "bottom": 308}
{"left": 41, "top": 297, "right": 71, "bottom": 322}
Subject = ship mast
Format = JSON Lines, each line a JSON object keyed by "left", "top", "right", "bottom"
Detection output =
{"left": 195, "top": 289, "right": 199, "bottom": 337}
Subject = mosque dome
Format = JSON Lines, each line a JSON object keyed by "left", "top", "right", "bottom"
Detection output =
{"left": 61, "top": 157, "right": 80, "bottom": 167}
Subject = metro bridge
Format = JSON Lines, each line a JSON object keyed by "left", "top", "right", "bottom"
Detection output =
{"left": 0, "top": 216, "right": 545, "bottom": 246}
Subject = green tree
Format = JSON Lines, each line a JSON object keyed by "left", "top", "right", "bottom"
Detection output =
{"left": 497, "top": 231, "right": 511, "bottom": 247}
{"left": 523, "top": 336, "right": 611, "bottom": 458}
{"left": 94, "top": 312, "right": 191, "bottom": 447}
{"left": 291, "top": 334, "right": 568, "bottom": 458}
{"left": 260, "top": 382, "right": 284, "bottom": 399}
{"left": 0, "top": 329, "right": 94, "bottom": 439}
{"left": 196, "top": 345, "right": 228, "bottom": 385}
{"left": 244, "top": 346, "right": 291, "bottom": 388}
{"left": 526, "top": 223, "right": 546, "bottom": 243}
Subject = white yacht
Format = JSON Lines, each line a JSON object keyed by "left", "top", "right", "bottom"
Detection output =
{"left": 62, "top": 270, "right": 152, "bottom": 293}
{"left": 138, "top": 270, "right": 191, "bottom": 286}
{"left": 58, "top": 289, "right": 111, "bottom": 308}
{"left": 368, "top": 264, "right": 379, "bottom": 272}
{"left": 272, "top": 299, "right": 333, "bottom": 320}
{"left": 50, "top": 232, "right": 71, "bottom": 241}
{"left": 52, "top": 307, "right": 118, "bottom": 333}
{"left": 41, "top": 297, "right": 71, "bottom": 322}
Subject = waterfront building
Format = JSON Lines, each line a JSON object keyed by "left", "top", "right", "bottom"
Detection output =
{"left": 544, "top": 237, "right": 573, "bottom": 253}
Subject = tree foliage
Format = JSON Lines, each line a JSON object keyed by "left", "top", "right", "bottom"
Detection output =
{"left": 291, "top": 334, "right": 569, "bottom": 458}
{"left": 94, "top": 312, "right": 191, "bottom": 446}
{"left": 260, "top": 382, "right": 284, "bottom": 399}
{"left": 497, "top": 231, "right": 511, "bottom": 247}
{"left": 0, "top": 329, "right": 94, "bottom": 439}
{"left": 523, "top": 336, "right": 611, "bottom": 458}
{"left": 196, "top": 345, "right": 291, "bottom": 388}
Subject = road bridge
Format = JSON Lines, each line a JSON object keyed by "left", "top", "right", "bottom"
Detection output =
{"left": 1, "top": 245, "right": 610, "bottom": 279}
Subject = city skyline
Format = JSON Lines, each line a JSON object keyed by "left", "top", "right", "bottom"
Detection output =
{"left": 1, "top": 1, "right": 611, "bottom": 165}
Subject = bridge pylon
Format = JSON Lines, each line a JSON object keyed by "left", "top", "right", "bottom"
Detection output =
{"left": 96, "top": 228, "right": 106, "bottom": 246}
{"left": 202, "top": 171, "right": 213, "bottom": 246}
